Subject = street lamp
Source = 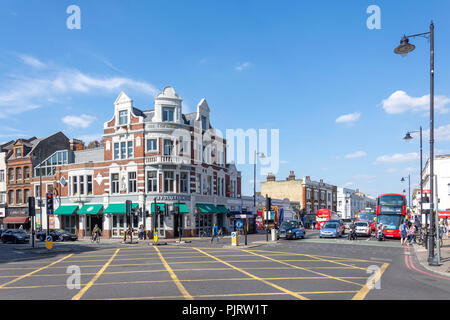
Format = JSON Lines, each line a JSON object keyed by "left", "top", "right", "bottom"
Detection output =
{"left": 403, "top": 127, "right": 426, "bottom": 246}
{"left": 253, "top": 151, "right": 265, "bottom": 208}
{"left": 394, "top": 21, "right": 437, "bottom": 265}
{"left": 400, "top": 175, "right": 410, "bottom": 209}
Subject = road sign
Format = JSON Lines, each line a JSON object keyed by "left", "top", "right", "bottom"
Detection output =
{"left": 235, "top": 219, "right": 243, "bottom": 229}
{"left": 153, "top": 231, "right": 158, "bottom": 243}
{"left": 45, "top": 236, "right": 52, "bottom": 250}
{"left": 231, "top": 232, "right": 238, "bottom": 246}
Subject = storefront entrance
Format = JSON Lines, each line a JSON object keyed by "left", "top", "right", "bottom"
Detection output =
{"left": 86, "top": 215, "right": 103, "bottom": 236}
{"left": 62, "top": 215, "right": 77, "bottom": 234}
{"left": 195, "top": 214, "right": 212, "bottom": 235}
{"left": 112, "top": 215, "right": 139, "bottom": 238}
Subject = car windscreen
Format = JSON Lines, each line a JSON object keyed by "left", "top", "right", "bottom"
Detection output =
{"left": 280, "top": 221, "right": 296, "bottom": 229}
{"left": 12, "top": 230, "right": 27, "bottom": 234}
{"left": 355, "top": 222, "right": 368, "bottom": 227}
{"left": 323, "top": 223, "right": 338, "bottom": 229}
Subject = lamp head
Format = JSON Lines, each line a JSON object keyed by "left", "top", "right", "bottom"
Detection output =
{"left": 403, "top": 132, "right": 413, "bottom": 140}
{"left": 394, "top": 36, "right": 415, "bottom": 57}
{"left": 401, "top": 177, "right": 405, "bottom": 182}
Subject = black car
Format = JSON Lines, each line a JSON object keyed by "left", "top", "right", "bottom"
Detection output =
{"left": 36, "top": 229, "right": 78, "bottom": 242}
{"left": 277, "top": 220, "right": 306, "bottom": 240}
{"left": 1, "top": 229, "right": 30, "bottom": 244}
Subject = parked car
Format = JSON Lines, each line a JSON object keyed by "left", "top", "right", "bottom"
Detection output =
{"left": 1, "top": 229, "right": 30, "bottom": 244}
{"left": 327, "top": 219, "right": 345, "bottom": 235}
{"left": 319, "top": 222, "right": 342, "bottom": 238}
{"left": 355, "top": 221, "right": 371, "bottom": 237}
{"left": 36, "top": 229, "right": 78, "bottom": 242}
{"left": 277, "top": 220, "right": 305, "bottom": 240}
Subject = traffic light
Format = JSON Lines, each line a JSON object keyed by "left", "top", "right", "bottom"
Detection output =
{"left": 46, "top": 193, "right": 54, "bottom": 214}
{"left": 28, "top": 197, "right": 36, "bottom": 217}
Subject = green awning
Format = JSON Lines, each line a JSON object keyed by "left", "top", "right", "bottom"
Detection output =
{"left": 151, "top": 203, "right": 165, "bottom": 214}
{"left": 216, "top": 205, "right": 230, "bottom": 214}
{"left": 78, "top": 204, "right": 104, "bottom": 215}
{"left": 54, "top": 205, "right": 79, "bottom": 215}
{"left": 174, "top": 203, "right": 189, "bottom": 214}
{"left": 104, "top": 203, "right": 138, "bottom": 214}
{"left": 196, "top": 203, "right": 218, "bottom": 213}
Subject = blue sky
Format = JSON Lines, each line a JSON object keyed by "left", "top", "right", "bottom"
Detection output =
{"left": 1, "top": 0, "right": 450, "bottom": 199}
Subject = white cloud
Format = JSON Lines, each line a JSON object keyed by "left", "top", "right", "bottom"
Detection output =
{"left": 75, "top": 133, "right": 103, "bottom": 143}
{"left": 335, "top": 112, "right": 361, "bottom": 124}
{"left": 235, "top": 62, "right": 251, "bottom": 71}
{"left": 18, "top": 54, "right": 45, "bottom": 68}
{"left": 382, "top": 90, "right": 450, "bottom": 114}
{"left": 343, "top": 182, "right": 354, "bottom": 187}
{"left": 345, "top": 151, "right": 366, "bottom": 159}
{"left": 374, "top": 152, "right": 419, "bottom": 164}
{"left": 0, "top": 55, "right": 158, "bottom": 118}
{"left": 353, "top": 174, "right": 376, "bottom": 179}
{"left": 421, "top": 124, "right": 450, "bottom": 142}
{"left": 62, "top": 114, "right": 96, "bottom": 128}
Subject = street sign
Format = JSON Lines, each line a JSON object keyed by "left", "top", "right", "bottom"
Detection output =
{"left": 235, "top": 219, "right": 243, "bottom": 229}
{"left": 45, "top": 236, "right": 52, "bottom": 250}
{"left": 231, "top": 232, "right": 238, "bottom": 246}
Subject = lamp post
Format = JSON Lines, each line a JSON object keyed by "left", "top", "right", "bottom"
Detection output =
{"left": 253, "top": 151, "right": 265, "bottom": 208}
{"left": 400, "top": 175, "right": 410, "bottom": 210}
{"left": 403, "top": 127, "right": 426, "bottom": 246}
{"left": 394, "top": 21, "right": 437, "bottom": 265}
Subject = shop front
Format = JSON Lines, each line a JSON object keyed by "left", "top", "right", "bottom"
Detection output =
{"left": 195, "top": 203, "right": 218, "bottom": 236}
{"left": 53, "top": 205, "right": 79, "bottom": 234}
{"left": 4, "top": 207, "right": 30, "bottom": 230}
{"left": 78, "top": 204, "right": 104, "bottom": 237}
{"left": 104, "top": 203, "right": 139, "bottom": 238}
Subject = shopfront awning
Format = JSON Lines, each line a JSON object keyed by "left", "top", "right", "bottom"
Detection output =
{"left": 54, "top": 205, "right": 79, "bottom": 215}
{"left": 78, "top": 204, "right": 104, "bottom": 215}
{"left": 216, "top": 205, "right": 230, "bottom": 214}
{"left": 151, "top": 203, "right": 165, "bottom": 214}
{"left": 3, "top": 216, "right": 30, "bottom": 224}
{"left": 104, "top": 203, "right": 138, "bottom": 214}
{"left": 174, "top": 203, "right": 189, "bottom": 214}
{"left": 196, "top": 203, "right": 218, "bottom": 213}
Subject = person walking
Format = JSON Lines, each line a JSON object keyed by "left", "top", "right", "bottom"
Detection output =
{"left": 400, "top": 221, "right": 408, "bottom": 246}
{"left": 211, "top": 223, "right": 219, "bottom": 243}
{"left": 407, "top": 222, "right": 416, "bottom": 247}
{"left": 444, "top": 217, "right": 449, "bottom": 239}
{"left": 138, "top": 224, "right": 145, "bottom": 240}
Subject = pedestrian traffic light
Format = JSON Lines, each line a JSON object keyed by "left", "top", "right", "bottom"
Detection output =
{"left": 125, "top": 200, "right": 132, "bottom": 215}
{"left": 28, "top": 197, "right": 35, "bottom": 217}
{"left": 46, "top": 193, "right": 54, "bottom": 214}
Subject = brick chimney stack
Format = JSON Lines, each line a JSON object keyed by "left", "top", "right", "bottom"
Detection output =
{"left": 267, "top": 172, "right": 276, "bottom": 182}
{"left": 287, "top": 171, "right": 295, "bottom": 181}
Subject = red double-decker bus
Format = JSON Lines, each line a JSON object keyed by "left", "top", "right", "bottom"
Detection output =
{"left": 356, "top": 208, "right": 377, "bottom": 232}
{"left": 376, "top": 193, "right": 407, "bottom": 238}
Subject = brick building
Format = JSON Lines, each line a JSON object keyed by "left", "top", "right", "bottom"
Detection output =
{"left": 260, "top": 171, "right": 337, "bottom": 221}
{"left": 39, "top": 87, "right": 241, "bottom": 238}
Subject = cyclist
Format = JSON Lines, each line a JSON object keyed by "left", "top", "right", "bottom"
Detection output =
{"left": 92, "top": 224, "right": 101, "bottom": 242}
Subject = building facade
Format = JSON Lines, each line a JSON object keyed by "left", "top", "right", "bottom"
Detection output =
{"left": 0, "top": 141, "right": 14, "bottom": 227}
{"left": 421, "top": 155, "right": 450, "bottom": 219}
{"left": 40, "top": 87, "right": 242, "bottom": 238}
{"left": 260, "top": 171, "right": 337, "bottom": 220}
{"left": 336, "top": 187, "right": 376, "bottom": 219}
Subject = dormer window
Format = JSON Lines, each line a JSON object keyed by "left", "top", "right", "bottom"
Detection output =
{"left": 162, "top": 107, "right": 174, "bottom": 122}
{"left": 118, "top": 110, "right": 128, "bottom": 125}
{"left": 201, "top": 116, "right": 207, "bottom": 130}
{"left": 15, "top": 148, "right": 22, "bottom": 158}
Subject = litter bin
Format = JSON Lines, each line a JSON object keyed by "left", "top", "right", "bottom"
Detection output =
{"left": 271, "top": 229, "right": 277, "bottom": 241}
{"left": 231, "top": 232, "right": 238, "bottom": 246}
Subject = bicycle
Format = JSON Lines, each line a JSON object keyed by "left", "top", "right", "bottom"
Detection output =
{"left": 198, "top": 230, "right": 211, "bottom": 238}
{"left": 91, "top": 232, "right": 100, "bottom": 244}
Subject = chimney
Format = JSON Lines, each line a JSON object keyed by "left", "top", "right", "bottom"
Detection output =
{"left": 287, "top": 170, "right": 295, "bottom": 181}
{"left": 267, "top": 172, "right": 276, "bottom": 182}
{"left": 70, "top": 138, "right": 86, "bottom": 151}
{"left": 320, "top": 179, "right": 323, "bottom": 183}
{"left": 305, "top": 176, "right": 310, "bottom": 181}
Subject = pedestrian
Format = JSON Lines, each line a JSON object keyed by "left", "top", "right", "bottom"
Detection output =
{"left": 211, "top": 223, "right": 219, "bottom": 243}
{"left": 400, "top": 221, "right": 408, "bottom": 246}
{"left": 138, "top": 224, "right": 145, "bottom": 240}
{"left": 445, "top": 217, "right": 449, "bottom": 239}
{"left": 312, "top": 221, "right": 316, "bottom": 230}
{"left": 407, "top": 222, "right": 416, "bottom": 247}
{"left": 439, "top": 219, "right": 445, "bottom": 243}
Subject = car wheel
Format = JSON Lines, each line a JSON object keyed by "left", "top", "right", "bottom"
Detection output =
{"left": 292, "top": 233, "right": 297, "bottom": 240}
{"left": 1, "top": 238, "right": 6, "bottom": 244}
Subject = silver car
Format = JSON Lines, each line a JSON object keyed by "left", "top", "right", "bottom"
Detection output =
{"left": 355, "top": 221, "right": 371, "bottom": 237}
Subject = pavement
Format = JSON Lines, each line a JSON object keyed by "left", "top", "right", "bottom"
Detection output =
{"left": 413, "top": 236, "right": 450, "bottom": 277}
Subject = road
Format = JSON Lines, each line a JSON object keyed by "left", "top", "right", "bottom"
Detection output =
{"left": 0, "top": 231, "right": 448, "bottom": 300}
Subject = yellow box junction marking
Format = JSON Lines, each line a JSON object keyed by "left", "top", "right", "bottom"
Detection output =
{"left": 154, "top": 246, "right": 193, "bottom": 300}
{"left": 72, "top": 248, "right": 120, "bottom": 300}
{"left": 193, "top": 248, "right": 309, "bottom": 300}
{"left": 0, "top": 254, "right": 73, "bottom": 288}
{"left": 352, "top": 263, "right": 389, "bottom": 300}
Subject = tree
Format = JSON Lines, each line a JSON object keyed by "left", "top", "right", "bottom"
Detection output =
{"left": 87, "top": 140, "right": 101, "bottom": 149}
